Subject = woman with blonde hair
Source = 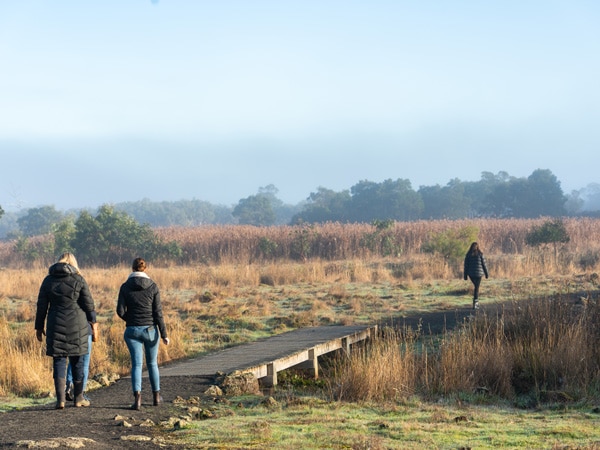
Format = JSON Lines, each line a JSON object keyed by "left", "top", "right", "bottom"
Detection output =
{"left": 35, "top": 252, "right": 97, "bottom": 409}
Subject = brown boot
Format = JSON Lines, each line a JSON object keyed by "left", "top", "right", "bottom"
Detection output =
{"left": 74, "top": 381, "right": 90, "bottom": 407}
{"left": 54, "top": 377, "right": 66, "bottom": 410}
{"left": 131, "top": 391, "right": 142, "bottom": 410}
{"left": 153, "top": 391, "right": 163, "bottom": 406}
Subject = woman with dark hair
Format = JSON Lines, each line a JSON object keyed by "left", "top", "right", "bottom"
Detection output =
{"left": 463, "top": 242, "right": 489, "bottom": 310}
{"left": 117, "top": 257, "right": 169, "bottom": 410}
{"left": 35, "top": 252, "right": 97, "bottom": 409}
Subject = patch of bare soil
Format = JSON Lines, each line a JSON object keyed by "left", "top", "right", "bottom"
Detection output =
{"left": 0, "top": 375, "right": 210, "bottom": 449}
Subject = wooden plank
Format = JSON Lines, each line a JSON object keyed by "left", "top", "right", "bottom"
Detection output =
{"left": 158, "top": 325, "right": 376, "bottom": 386}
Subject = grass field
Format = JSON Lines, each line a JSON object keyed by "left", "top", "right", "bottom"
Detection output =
{"left": 2, "top": 218, "right": 600, "bottom": 447}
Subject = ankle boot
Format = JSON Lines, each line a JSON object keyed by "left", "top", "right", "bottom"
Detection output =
{"left": 153, "top": 391, "right": 163, "bottom": 406}
{"left": 74, "top": 381, "right": 90, "bottom": 407}
{"left": 54, "top": 377, "right": 66, "bottom": 409}
{"left": 132, "top": 391, "right": 142, "bottom": 410}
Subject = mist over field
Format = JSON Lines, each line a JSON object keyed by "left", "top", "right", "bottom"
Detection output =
{"left": 1, "top": 2, "right": 599, "bottom": 214}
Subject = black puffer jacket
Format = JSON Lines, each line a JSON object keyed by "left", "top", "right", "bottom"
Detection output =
{"left": 464, "top": 251, "right": 489, "bottom": 279}
{"left": 116, "top": 273, "right": 168, "bottom": 339}
{"left": 35, "top": 263, "right": 96, "bottom": 357}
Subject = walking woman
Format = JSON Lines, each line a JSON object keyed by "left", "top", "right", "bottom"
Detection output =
{"left": 35, "top": 252, "right": 96, "bottom": 409}
{"left": 117, "top": 257, "right": 169, "bottom": 410}
{"left": 463, "top": 242, "right": 489, "bottom": 310}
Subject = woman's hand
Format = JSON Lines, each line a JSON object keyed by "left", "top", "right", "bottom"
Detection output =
{"left": 162, "top": 337, "right": 170, "bottom": 345}
{"left": 35, "top": 329, "right": 45, "bottom": 342}
{"left": 91, "top": 322, "right": 99, "bottom": 342}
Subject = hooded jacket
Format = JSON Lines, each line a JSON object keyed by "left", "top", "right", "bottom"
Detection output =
{"left": 35, "top": 263, "right": 96, "bottom": 357}
{"left": 116, "top": 272, "right": 168, "bottom": 339}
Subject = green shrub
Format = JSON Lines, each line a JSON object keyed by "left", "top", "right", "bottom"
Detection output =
{"left": 421, "top": 226, "right": 479, "bottom": 262}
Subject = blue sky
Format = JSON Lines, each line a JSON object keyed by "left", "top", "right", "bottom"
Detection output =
{"left": 1, "top": 1, "right": 599, "bottom": 211}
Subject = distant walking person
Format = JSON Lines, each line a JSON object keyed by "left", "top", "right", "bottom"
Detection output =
{"left": 117, "top": 257, "right": 169, "bottom": 410}
{"left": 464, "top": 242, "right": 489, "bottom": 310}
{"left": 35, "top": 252, "right": 96, "bottom": 409}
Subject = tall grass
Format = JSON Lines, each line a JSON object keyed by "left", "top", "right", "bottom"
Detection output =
{"left": 328, "top": 327, "right": 420, "bottom": 402}
{"left": 331, "top": 296, "right": 600, "bottom": 404}
{"left": 2, "top": 218, "right": 600, "bottom": 402}
{"left": 4, "top": 218, "right": 600, "bottom": 269}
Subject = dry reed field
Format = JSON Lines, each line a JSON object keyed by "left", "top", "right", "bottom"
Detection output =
{"left": 1, "top": 218, "right": 600, "bottom": 402}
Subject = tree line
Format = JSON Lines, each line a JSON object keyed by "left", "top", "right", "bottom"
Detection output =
{"left": 0, "top": 168, "right": 598, "bottom": 239}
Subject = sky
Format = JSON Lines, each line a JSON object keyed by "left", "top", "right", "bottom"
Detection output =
{"left": 1, "top": 1, "right": 599, "bottom": 212}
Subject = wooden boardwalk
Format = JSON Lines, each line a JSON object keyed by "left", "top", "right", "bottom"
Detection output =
{"left": 159, "top": 325, "right": 376, "bottom": 386}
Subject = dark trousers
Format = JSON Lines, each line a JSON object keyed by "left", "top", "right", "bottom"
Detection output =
{"left": 53, "top": 355, "right": 84, "bottom": 382}
{"left": 468, "top": 275, "right": 482, "bottom": 300}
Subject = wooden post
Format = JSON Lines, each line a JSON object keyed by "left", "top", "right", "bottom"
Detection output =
{"left": 309, "top": 348, "right": 318, "bottom": 379}
{"left": 342, "top": 337, "right": 350, "bottom": 356}
{"left": 264, "top": 362, "right": 277, "bottom": 387}
{"left": 370, "top": 325, "right": 378, "bottom": 340}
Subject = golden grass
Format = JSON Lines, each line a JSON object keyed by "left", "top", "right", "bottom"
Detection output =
{"left": 1, "top": 218, "right": 600, "bottom": 399}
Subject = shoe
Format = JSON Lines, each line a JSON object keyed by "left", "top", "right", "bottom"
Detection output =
{"left": 74, "top": 396, "right": 91, "bottom": 407}
{"left": 153, "top": 391, "right": 163, "bottom": 406}
{"left": 65, "top": 383, "right": 74, "bottom": 402}
{"left": 132, "top": 391, "right": 142, "bottom": 410}
{"left": 54, "top": 377, "right": 66, "bottom": 410}
{"left": 473, "top": 300, "right": 479, "bottom": 310}
{"left": 74, "top": 381, "right": 90, "bottom": 407}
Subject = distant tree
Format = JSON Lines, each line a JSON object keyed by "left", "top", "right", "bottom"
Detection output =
{"left": 481, "top": 169, "right": 566, "bottom": 218}
{"left": 465, "top": 171, "right": 511, "bottom": 216}
{"left": 65, "top": 205, "right": 181, "bottom": 266}
{"left": 577, "top": 183, "right": 600, "bottom": 212}
{"left": 291, "top": 187, "right": 351, "bottom": 224}
{"left": 233, "top": 194, "right": 276, "bottom": 226}
{"left": 53, "top": 217, "right": 77, "bottom": 255}
{"left": 115, "top": 198, "right": 229, "bottom": 226}
{"left": 565, "top": 190, "right": 584, "bottom": 215}
{"left": 349, "top": 179, "right": 423, "bottom": 222}
{"left": 419, "top": 179, "right": 470, "bottom": 219}
{"left": 257, "top": 184, "right": 299, "bottom": 225}
{"left": 524, "top": 169, "right": 567, "bottom": 217}
{"left": 17, "top": 205, "right": 63, "bottom": 236}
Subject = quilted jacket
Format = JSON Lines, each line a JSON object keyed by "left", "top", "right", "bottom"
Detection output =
{"left": 463, "top": 251, "right": 489, "bottom": 279}
{"left": 35, "top": 263, "right": 96, "bottom": 357}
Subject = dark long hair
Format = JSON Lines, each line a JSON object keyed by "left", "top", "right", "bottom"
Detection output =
{"left": 467, "top": 242, "right": 482, "bottom": 256}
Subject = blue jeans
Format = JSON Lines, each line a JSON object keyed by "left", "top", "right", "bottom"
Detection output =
{"left": 124, "top": 325, "right": 160, "bottom": 393}
{"left": 67, "top": 334, "right": 92, "bottom": 391}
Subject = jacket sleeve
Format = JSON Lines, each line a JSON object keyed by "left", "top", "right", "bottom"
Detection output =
{"left": 152, "top": 285, "right": 168, "bottom": 339}
{"left": 116, "top": 285, "right": 127, "bottom": 321}
{"left": 481, "top": 254, "right": 489, "bottom": 278}
{"left": 463, "top": 256, "right": 468, "bottom": 279}
{"left": 35, "top": 277, "right": 50, "bottom": 331}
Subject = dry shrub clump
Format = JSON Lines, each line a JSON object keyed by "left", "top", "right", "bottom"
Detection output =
{"left": 328, "top": 327, "right": 419, "bottom": 402}
{"left": 0, "top": 318, "right": 52, "bottom": 397}
{"left": 334, "top": 295, "right": 600, "bottom": 403}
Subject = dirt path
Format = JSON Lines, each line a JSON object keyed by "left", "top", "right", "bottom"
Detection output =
{"left": 0, "top": 375, "right": 210, "bottom": 449}
{"left": 0, "top": 302, "right": 498, "bottom": 449}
